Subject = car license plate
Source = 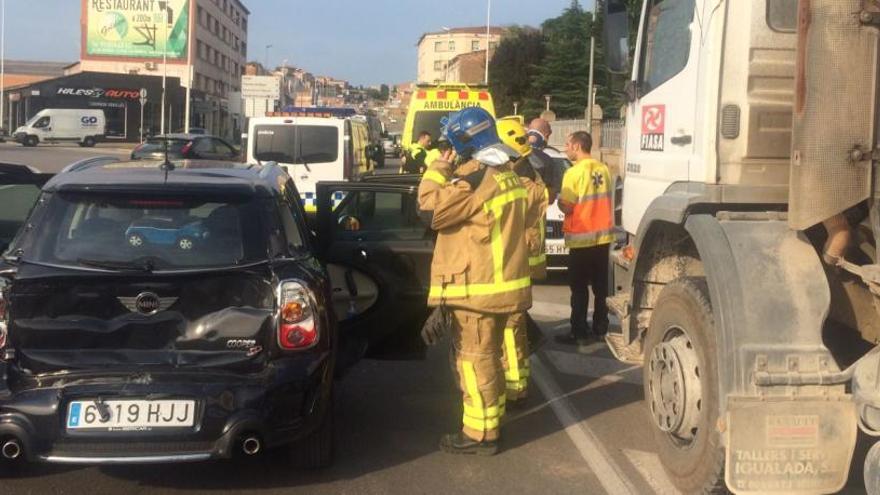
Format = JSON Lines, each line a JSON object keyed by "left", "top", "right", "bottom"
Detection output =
{"left": 66, "top": 400, "right": 196, "bottom": 430}
{"left": 545, "top": 244, "right": 569, "bottom": 256}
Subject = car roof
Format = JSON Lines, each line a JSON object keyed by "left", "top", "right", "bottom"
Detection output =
{"left": 43, "top": 160, "right": 290, "bottom": 197}
{"left": 150, "top": 133, "right": 210, "bottom": 140}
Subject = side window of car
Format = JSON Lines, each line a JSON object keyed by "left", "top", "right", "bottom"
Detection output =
{"left": 279, "top": 185, "right": 308, "bottom": 252}
{"left": 334, "top": 190, "right": 425, "bottom": 241}
{"left": 193, "top": 138, "right": 214, "bottom": 155}
{"left": 34, "top": 117, "right": 50, "bottom": 128}
{"left": 638, "top": 0, "right": 696, "bottom": 95}
{"left": 212, "top": 139, "right": 236, "bottom": 156}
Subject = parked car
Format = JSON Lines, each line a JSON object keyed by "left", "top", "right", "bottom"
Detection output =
{"left": 125, "top": 217, "right": 210, "bottom": 251}
{"left": 131, "top": 134, "right": 238, "bottom": 161}
{"left": 0, "top": 159, "right": 432, "bottom": 470}
{"left": 174, "top": 127, "right": 207, "bottom": 135}
{"left": 382, "top": 136, "right": 401, "bottom": 158}
{"left": 13, "top": 109, "right": 106, "bottom": 148}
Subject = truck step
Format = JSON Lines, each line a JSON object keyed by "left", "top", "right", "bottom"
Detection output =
{"left": 605, "top": 332, "right": 643, "bottom": 365}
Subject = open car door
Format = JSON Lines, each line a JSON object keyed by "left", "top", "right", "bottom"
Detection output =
{"left": 316, "top": 181, "right": 434, "bottom": 370}
{"left": 0, "top": 163, "right": 53, "bottom": 255}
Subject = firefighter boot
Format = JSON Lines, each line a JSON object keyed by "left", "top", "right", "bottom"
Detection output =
{"left": 439, "top": 432, "right": 498, "bottom": 456}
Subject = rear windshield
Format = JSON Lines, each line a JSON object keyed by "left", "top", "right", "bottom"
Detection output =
{"left": 0, "top": 184, "right": 41, "bottom": 253}
{"left": 253, "top": 125, "right": 339, "bottom": 164}
{"left": 138, "top": 138, "right": 190, "bottom": 154}
{"left": 411, "top": 111, "right": 448, "bottom": 146}
{"left": 24, "top": 193, "right": 268, "bottom": 271}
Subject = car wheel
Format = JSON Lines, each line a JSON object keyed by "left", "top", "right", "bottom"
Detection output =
{"left": 25, "top": 136, "right": 38, "bottom": 147}
{"left": 177, "top": 237, "right": 194, "bottom": 251}
{"left": 290, "top": 394, "right": 334, "bottom": 469}
{"left": 83, "top": 136, "right": 96, "bottom": 147}
{"left": 644, "top": 278, "right": 726, "bottom": 494}
{"left": 128, "top": 234, "right": 145, "bottom": 248}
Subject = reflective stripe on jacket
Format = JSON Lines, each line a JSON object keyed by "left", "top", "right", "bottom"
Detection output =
{"left": 559, "top": 158, "right": 614, "bottom": 249}
{"left": 513, "top": 156, "right": 549, "bottom": 280}
{"left": 428, "top": 164, "right": 532, "bottom": 314}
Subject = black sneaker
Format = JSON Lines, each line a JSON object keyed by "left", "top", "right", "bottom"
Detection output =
{"left": 439, "top": 432, "right": 499, "bottom": 456}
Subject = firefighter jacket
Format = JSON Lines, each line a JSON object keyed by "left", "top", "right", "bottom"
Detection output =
{"left": 513, "top": 156, "right": 549, "bottom": 280}
{"left": 559, "top": 157, "right": 614, "bottom": 249}
{"left": 418, "top": 159, "right": 481, "bottom": 214}
{"left": 428, "top": 164, "right": 532, "bottom": 314}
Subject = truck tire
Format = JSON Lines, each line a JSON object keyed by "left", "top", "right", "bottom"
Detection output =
{"left": 290, "top": 394, "right": 334, "bottom": 469}
{"left": 24, "top": 136, "right": 38, "bottom": 147}
{"left": 83, "top": 136, "right": 96, "bottom": 147}
{"left": 644, "top": 278, "right": 726, "bottom": 494}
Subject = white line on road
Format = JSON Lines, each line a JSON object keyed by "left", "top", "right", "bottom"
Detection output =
{"left": 530, "top": 354, "right": 638, "bottom": 495}
{"left": 622, "top": 449, "right": 681, "bottom": 495}
{"left": 543, "top": 349, "right": 643, "bottom": 386}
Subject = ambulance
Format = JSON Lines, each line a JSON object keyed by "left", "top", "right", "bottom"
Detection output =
{"left": 246, "top": 107, "right": 373, "bottom": 212}
{"left": 402, "top": 83, "right": 496, "bottom": 150}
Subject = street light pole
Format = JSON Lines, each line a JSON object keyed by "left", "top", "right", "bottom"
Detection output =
{"left": 265, "top": 44, "right": 272, "bottom": 71}
{"left": 160, "top": 5, "right": 168, "bottom": 135}
{"left": 587, "top": 0, "right": 597, "bottom": 123}
{"left": 484, "top": 0, "right": 491, "bottom": 84}
{"left": 183, "top": 0, "right": 193, "bottom": 133}
{"left": 0, "top": 0, "right": 6, "bottom": 133}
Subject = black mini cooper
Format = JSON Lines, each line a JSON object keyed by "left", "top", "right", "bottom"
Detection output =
{"left": 0, "top": 160, "right": 432, "bottom": 470}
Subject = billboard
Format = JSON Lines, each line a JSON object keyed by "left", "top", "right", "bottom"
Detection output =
{"left": 84, "top": 0, "right": 189, "bottom": 60}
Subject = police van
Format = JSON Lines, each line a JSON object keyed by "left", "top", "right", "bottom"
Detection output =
{"left": 246, "top": 107, "right": 373, "bottom": 212}
{"left": 402, "top": 83, "right": 495, "bottom": 151}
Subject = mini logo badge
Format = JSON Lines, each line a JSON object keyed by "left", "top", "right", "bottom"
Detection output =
{"left": 135, "top": 292, "right": 161, "bottom": 315}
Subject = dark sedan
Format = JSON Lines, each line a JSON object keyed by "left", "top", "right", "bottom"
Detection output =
{"left": 131, "top": 134, "right": 238, "bottom": 161}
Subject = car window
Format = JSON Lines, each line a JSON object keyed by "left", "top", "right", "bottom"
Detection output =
{"left": 253, "top": 125, "right": 339, "bottom": 164}
{"left": 334, "top": 190, "right": 425, "bottom": 241}
{"left": 767, "top": 0, "right": 797, "bottom": 32}
{"left": 33, "top": 117, "right": 50, "bottom": 129}
{"left": 411, "top": 111, "right": 446, "bottom": 145}
{"left": 278, "top": 183, "right": 309, "bottom": 254}
{"left": 139, "top": 139, "right": 189, "bottom": 154}
{"left": 639, "top": 0, "right": 696, "bottom": 95}
{"left": 25, "top": 192, "right": 267, "bottom": 271}
{"left": 193, "top": 138, "right": 214, "bottom": 155}
{"left": 212, "top": 139, "right": 236, "bottom": 156}
{"left": 0, "top": 184, "right": 41, "bottom": 253}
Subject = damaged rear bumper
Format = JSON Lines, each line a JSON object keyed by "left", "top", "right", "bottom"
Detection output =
{"left": 0, "top": 353, "right": 332, "bottom": 465}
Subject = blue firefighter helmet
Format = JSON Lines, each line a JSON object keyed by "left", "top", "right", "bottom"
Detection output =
{"left": 441, "top": 107, "right": 500, "bottom": 158}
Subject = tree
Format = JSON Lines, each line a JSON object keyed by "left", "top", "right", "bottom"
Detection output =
{"left": 488, "top": 26, "right": 545, "bottom": 117}
{"left": 531, "top": 0, "right": 592, "bottom": 119}
{"left": 379, "top": 84, "right": 390, "bottom": 101}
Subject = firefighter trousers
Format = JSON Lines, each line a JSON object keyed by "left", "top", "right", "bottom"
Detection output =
{"left": 451, "top": 309, "right": 508, "bottom": 442}
{"left": 501, "top": 312, "right": 530, "bottom": 401}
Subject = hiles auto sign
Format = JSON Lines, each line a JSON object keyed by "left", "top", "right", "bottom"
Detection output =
{"left": 641, "top": 105, "right": 665, "bottom": 152}
{"left": 56, "top": 87, "right": 140, "bottom": 100}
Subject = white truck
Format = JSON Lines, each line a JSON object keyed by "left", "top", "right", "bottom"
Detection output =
{"left": 13, "top": 109, "right": 105, "bottom": 147}
{"left": 603, "top": 0, "right": 880, "bottom": 493}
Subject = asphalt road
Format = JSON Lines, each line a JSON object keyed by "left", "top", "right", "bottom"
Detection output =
{"left": 0, "top": 147, "right": 871, "bottom": 494}
{"left": 0, "top": 141, "right": 134, "bottom": 174}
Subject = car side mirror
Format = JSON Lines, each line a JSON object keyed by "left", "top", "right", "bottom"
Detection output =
{"left": 603, "top": 0, "right": 632, "bottom": 75}
{"left": 338, "top": 215, "right": 362, "bottom": 232}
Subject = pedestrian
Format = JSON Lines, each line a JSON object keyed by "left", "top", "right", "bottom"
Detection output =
{"left": 428, "top": 107, "right": 531, "bottom": 456}
{"left": 402, "top": 130, "right": 432, "bottom": 174}
{"left": 555, "top": 131, "right": 614, "bottom": 346}
{"left": 496, "top": 117, "right": 549, "bottom": 404}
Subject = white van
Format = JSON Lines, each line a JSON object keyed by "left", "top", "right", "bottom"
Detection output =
{"left": 13, "top": 109, "right": 106, "bottom": 147}
{"left": 246, "top": 110, "right": 373, "bottom": 212}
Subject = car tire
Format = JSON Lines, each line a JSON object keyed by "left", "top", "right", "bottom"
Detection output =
{"left": 24, "top": 136, "right": 38, "bottom": 147}
{"left": 83, "top": 136, "right": 96, "bottom": 147}
{"left": 290, "top": 394, "right": 335, "bottom": 470}
{"left": 644, "top": 278, "right": 726, "bottom": 495}
{"left": 128, "top": 234, "right": 145, "bottom": 248}
{"left": 177, "top": 237, "right": 195, "bottom": 251}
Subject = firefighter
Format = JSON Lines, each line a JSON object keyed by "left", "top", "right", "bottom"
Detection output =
{"left": 556, "top": 131, "right": 615, "bottom": 345}
{"left": 428, "top": 107, "right": 531, "bottom": 455}
{"left": 402, "top": 131, "right": 432, "bottom": 174}
{"left": 496, "top": 117, "right": 549, "bottom": 404}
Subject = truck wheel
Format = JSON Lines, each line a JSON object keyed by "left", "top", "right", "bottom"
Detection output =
{"left": 290, "top": 394, "right": 334, "bottom": 469}
{"left": 24, "top": 136, "right": 38, "bottom": 147}
{"left": 83, "top": 136, "right": 96, "bottom": 147}
{"left": 644, "top": 278, "right": 726, "bottom": 494}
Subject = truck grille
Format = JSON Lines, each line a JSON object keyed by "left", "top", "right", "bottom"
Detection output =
{"left": 546, "top": 220, "right": 564, "bottom": 239}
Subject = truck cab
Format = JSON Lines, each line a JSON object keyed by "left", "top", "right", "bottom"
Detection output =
{"left": 604, "top": 0, "right": 880, "bottom": 493}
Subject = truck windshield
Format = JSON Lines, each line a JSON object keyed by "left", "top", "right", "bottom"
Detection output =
{"left": 253, "top": 125, "right": 338, "bottom": 164}
{"left": 24, "top": 192, "right": 270, "bottom": 271}
{"left": 411, "top": 111, "right": 447, "bottom": 146}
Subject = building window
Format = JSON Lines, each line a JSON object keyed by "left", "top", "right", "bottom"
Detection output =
{"left": 197, "top": 6, "right": 203, "bottom": 25}
{"left": 241, "top": 42, "right": 247, "bottom": 56}
{"left": 434, "top": 60, "right": 443, "bottom": 71}
{"left": 434, "top": 41, "right": 443, "bottom": 52}
{"left": 471, "top": 40, "right": 480, "bottom": 51}
{"left": 448, "top": 40, "right": 455, "bottom": 51}
{"left": 242, "top": 19, "right": 247, "bottom": 32}
{"left": 489, "top": 42, "right": 498, "bottom": 50}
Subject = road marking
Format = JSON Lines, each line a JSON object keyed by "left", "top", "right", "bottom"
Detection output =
{"left": 543, "top": 349, "right": 643, "bottom": 386}
{"left": 531, "top": 354, "right": 638, "bottom": 495}
{"left": 622, "top": 449, "right": 681, "bottom": 495}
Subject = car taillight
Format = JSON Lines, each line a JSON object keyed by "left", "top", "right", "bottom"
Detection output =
{"left": 277, "top": 280, "right": 318, "bottom": 350}
{"left": 0, "top": 290, "right": 7, "bottom": 350}
{"left": 181, "top": 142, "right": 194, "bottom": 155}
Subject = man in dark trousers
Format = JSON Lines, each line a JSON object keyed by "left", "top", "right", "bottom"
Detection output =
{"left": 402, "top": 131, "right": 432, "bottom": 174}
{"left": 555, "top": 131, "right": 615, "bottom": 346}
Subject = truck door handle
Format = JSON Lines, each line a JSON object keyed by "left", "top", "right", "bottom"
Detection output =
{"left": 671, "top": 135, "right": 692, "bottom": 146}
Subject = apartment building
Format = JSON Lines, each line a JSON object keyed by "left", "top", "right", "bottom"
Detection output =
{"left": 79, "top": 0, "right": 249, "bottom": 138}
{"left": 416, "top": 26, "right": 503, "bottom": 84}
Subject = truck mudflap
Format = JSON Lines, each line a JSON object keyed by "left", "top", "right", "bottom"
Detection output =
{"left": 725, "top": 396, "right": 857, "bottom": 494}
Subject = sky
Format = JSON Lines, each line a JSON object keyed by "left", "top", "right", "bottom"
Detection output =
{"left": 2, "top": 0, "right": 591, "bottom": 86}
